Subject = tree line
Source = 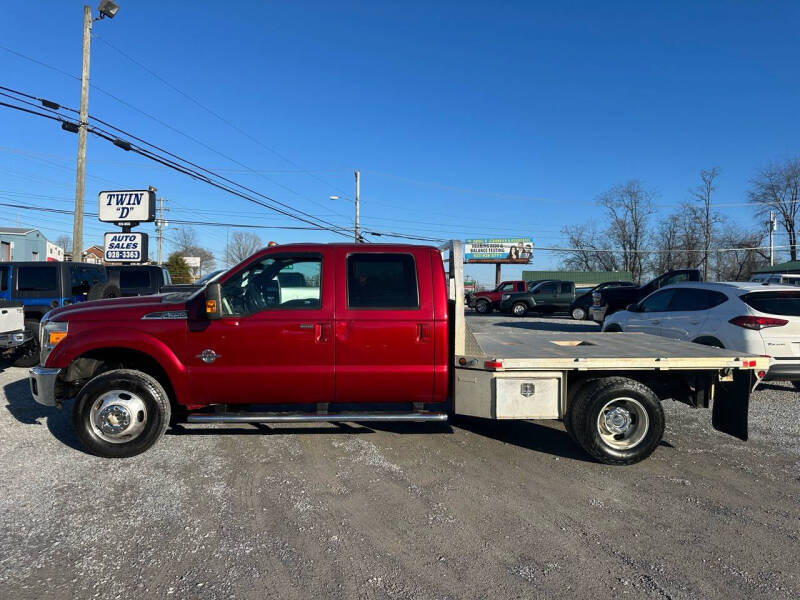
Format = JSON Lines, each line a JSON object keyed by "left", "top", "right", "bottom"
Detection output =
{"left": 561, "top": 157, "right": 800, "bottom": 282}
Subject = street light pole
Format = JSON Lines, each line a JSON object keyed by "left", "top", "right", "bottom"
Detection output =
{"left": 72, "top": 4, "right": 92, "bottom": 263}
{"left": 354, "top": 169, "right": 360, "bottom": 243}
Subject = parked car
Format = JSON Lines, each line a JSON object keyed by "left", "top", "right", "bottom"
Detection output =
{"left": 0, "top": 261, "right": 110, "bottom": 366}
{"left": 0, "top": 301, "right": 32, "bottom": 352}
{"left": 468, "top": 280, "right": 527, "bottom": 313}
{"left": 602, "top": 282, "right": 800, "bottom": 386}
{"left": 590, "top": 269, "right": 702, "bottom": 323}
{"left": 569, "top": 281, "right": 635, "bottom": 320}
{"left": 749, "top": 273, "right": 800, "bottom": 286}
{"left": 499, "top": 280, "right": 575, "bottom": 316}
{"left": 105, "top": 265, "right": 173, "bottom": 296}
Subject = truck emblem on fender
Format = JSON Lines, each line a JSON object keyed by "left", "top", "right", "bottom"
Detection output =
{"left": 197, "top": 349, "right": 221, "bottom": 364}
{"left": 520, "top": 383, "right": 535, "bottom": 397}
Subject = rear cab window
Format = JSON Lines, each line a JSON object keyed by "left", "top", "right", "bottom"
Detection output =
{"left": 347, "top": 253, "right": 419, "bottom": 309}
{"left": 71, "top": 266, "right": 106, "bottom": 296}
{"left": 119, "top": 270, "right": 151, "bottom": 291}
{"left": 742, "top": 291, "right": 800, "bottom": 316}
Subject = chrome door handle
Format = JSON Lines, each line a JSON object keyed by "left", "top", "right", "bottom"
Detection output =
{"left": 299, "top": 323, "right": 314, "bottom": 329}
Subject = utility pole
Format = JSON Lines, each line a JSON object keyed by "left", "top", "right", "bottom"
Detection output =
{"left": 155, "top": 196, "right": 168, "bottom": 265}
{"left": 72, "top": 4, "right": 92, "bottom": 263}
{"left": 769, "top": 210, "right": 776, "bottom": 266}
{"left": 354, "top": 169, "right": 360, "bottom": 243}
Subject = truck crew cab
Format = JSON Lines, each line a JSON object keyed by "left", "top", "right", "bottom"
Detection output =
{"left": 30, "top": 242, "right": 766, "bottom": 465}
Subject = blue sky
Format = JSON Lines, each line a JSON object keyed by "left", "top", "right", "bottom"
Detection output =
{"left": 1, "top": 1, "right": 798, "bottom": 284}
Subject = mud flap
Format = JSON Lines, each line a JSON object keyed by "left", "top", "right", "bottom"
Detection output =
{"left": 712, "top": 369, "right": 751, "bottom": 441}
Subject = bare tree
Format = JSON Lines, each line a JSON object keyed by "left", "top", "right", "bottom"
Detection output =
{"left": 597, "top": 180, "right": 655, "bottom": 282}
{"left": 689, "top": 167, "right": 720, "bottom": 279}
{"left": 560, "top": 223, "right": 619, "bottom": 272}
{"left": 55, "top": 234, "right": 72, "bottom": 254}
{"left": 651, "top": 214, "right": 681, "bottom": 274}
{"left": 225, "top": 231, "right": 262, "bottom": 265}
{"left": 171, "top": 225, "right": 214, "bottom": 274}
{"left": 749, "top": 158, "right": 800, "bottom": 260}
{"left": 712, "top": 222, "right": 767, "bottom": 281}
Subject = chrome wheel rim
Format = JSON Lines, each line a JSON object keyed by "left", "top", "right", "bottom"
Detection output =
{"left": 572, "top": 307, "right": 585, "bottom": 320}
{"left": 513, "top": 304, "right": 526, "bottom": 316}
{"left": 596, "top": 397, "right": 648, "bottom": 450}
{"left": 476, "top": 301, "right": 488, "bottom": 313}
{"left": 89, "top": 389, "right": 148, "bottom": 444}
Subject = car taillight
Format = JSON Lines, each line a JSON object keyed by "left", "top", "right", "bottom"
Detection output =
{"left": 728, "top": 316, "right": 788, "bottom": 330}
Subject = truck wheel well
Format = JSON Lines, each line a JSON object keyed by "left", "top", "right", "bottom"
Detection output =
{"left": 63, "top": 348, "right": 177, "bottom": 410}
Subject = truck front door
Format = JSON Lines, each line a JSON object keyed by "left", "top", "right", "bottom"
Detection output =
{"left": 186, "top": 250, "right": 335, "bottom": 405}
{"left": 334, "top": 249, "right": 435, "bottom": 404}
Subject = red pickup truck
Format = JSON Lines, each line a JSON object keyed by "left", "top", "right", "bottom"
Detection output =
{"left": 469, "top": 280, "right": 527, "bottom": 313}
{"left": 29, "top": 242, "right": 767, "bottom": 465}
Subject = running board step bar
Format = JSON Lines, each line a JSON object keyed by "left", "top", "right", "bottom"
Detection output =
{"left": 186, "top": 411, "right": 448, "bottom": 424}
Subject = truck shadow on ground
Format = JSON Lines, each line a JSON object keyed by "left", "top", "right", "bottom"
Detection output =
{"left": 450, "top": 415, "right": 594, "bottom": 462}
{"left": 2, "top": 377, "right": 84, "bottom": 452}
{"left": 492, "top": 320, "right": 601, "bottom": 333}
{"left": 169, "top": 421, "right": 454, "bottom": 437}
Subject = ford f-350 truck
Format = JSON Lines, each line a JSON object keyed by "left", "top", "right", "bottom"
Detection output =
{"left": 29, "top": 242, "right": 767, "bottom": 465}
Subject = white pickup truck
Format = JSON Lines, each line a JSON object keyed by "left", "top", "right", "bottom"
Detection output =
{"left": 0, "top": 301, "right": 32, "bottom": 352}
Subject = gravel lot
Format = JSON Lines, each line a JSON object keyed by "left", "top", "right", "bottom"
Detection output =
{"left": 1, "top": 313, "right": 799, "bottom": 599}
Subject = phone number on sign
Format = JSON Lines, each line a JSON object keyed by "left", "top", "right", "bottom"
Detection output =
{"left": 106, "top": 250, "right": 141, "bottom": 261}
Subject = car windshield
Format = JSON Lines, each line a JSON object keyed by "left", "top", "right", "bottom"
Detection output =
{"left": 196, "top": 269, "right": 225, "bottom": 285}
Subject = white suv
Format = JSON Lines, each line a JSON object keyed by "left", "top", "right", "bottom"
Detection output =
{"left": 602, "top": 282, "right": 800, "bottom": 386}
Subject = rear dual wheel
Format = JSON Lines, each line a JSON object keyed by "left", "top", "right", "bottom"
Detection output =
{"left": 567, "top": 377, "right": 664, "bottom": 465}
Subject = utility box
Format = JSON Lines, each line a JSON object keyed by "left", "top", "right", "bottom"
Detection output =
{"left": 455, "top": 370, "right": 562, "bottom": 419}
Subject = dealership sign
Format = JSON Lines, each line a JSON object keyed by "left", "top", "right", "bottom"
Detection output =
{"left": 464, "top": 237, "right": 533, "bottom": 263}
{"left": 98, "top": 189, "right": 156, "bottom": 223}
{"left": 104, "top": 232, "right": 148, "bottom": 263}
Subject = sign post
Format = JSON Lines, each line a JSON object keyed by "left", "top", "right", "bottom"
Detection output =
{"left": 98, "top": 189, "right": 156, "bottom": 263}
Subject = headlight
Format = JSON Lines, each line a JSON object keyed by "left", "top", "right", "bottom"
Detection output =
{"left": 40, "top": 320, "right": 68, "bottom": 365}
{"left": 502, "top": 294, "right": 510, "bottom": 300}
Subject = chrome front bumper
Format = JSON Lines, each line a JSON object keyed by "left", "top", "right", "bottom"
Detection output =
{"left": 29, "top": 366, "right": 61, "bottom": 407}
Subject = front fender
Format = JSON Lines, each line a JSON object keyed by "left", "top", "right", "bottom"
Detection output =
{"left": 46, "top": 327, "right": 189, "bottom": 406}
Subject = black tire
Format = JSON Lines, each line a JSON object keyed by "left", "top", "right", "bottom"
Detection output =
{"left": 564, "top": 377, "right": 600, "bottom": 445}
{"left": 88, "top": 282, "right": 121, "bottom": 301}
{"left": 475, "top": 300, "right": 491, "bottom": 314}
{"left": 11, "top": 319, "right": 40, "bottom": 368}
{"left": 603, "top": 323, "right": 622, "bottom": 333}
{"left": 72, "top": 369, "right": 171, "bottom": 458}
{"left": 571, "top": 377, "right": 665, "bottom": 465}
{"left": 511, "top": 302, "right": 528, "bottom": 317}
{"left": 571, "top": 306, "right": 586, "bottom": 321}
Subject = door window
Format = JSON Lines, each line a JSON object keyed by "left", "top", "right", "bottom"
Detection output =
{"left": 536, "top": 283, "right": 557, "bottom": 295}
{"left": 560, "top": 282, "right": 571, "bottom": 294}
{"left": 498, "top": 283, "right": 513, "bottom": 291}
{"left": 0, "top": 266, "right": 8, "bottom": 291}
{"left": 347, "top": 253, "right": 418, "bottom": 309}
{"left": 667, "top": 289, "right": 728, "bottom": 311}
{"left": 17, "top": 265, "right": 57, "bottom": 291}
{"left": 71, "top": 266, "right": 106, "bottom": 296}
{"left": 221, "top": 255, "right": 322, "bottom": 316}
{"left": 640, "top": 289, "right": 675, "bottom": 312}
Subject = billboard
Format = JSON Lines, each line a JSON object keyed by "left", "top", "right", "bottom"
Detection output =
{"left": 98, "top": 190, "right": 156, "bottom": 223}
{"left": 464, "top": 237, "right": 533, "bottom": 264}
{"left": 104, "top": 232, "right": 149, "bottom": 263}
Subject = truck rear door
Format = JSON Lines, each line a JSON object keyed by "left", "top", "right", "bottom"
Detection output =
{"left": 334, "top": 248, "right": 435, "bottom": 404}
{"left": 186, "top": 248, "right": 335, "bottom": 405}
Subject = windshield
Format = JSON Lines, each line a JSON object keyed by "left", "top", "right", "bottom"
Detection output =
{"left": 196, "top": 269, "right": 225, "bottom": 285}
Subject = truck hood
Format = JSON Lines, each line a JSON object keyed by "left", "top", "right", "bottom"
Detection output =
{"left": 46, "top": 293, "right": 191, "bottom": 322}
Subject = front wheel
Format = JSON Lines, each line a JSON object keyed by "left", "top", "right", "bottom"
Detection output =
{"left": 511, "top": 302, "right": 528, "bottom": 317}
{"left": 571, "top": 307, "right": 586, "bottom": 320}
{"left": 72, "top": 369, "right": 171, "bottom": 458}
{"left": 571, "top": 377, "right": 664, "bottom": 465}
{"left": 475, "top": 300, "right": 491, "bottom": 314}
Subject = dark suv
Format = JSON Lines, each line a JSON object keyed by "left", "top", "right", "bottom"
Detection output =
{"left": 106, "top": 265, "right": 172, "bottom": 297}
{"left": 0, "top": 262, "right": 109, "bottom": 366}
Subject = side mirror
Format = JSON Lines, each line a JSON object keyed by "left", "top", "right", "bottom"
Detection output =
{"left": 205, "top": 282, "right": 222, "bottom": 320}
{"left": 626, "top": 303, "right": 640, "bottom": 313}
